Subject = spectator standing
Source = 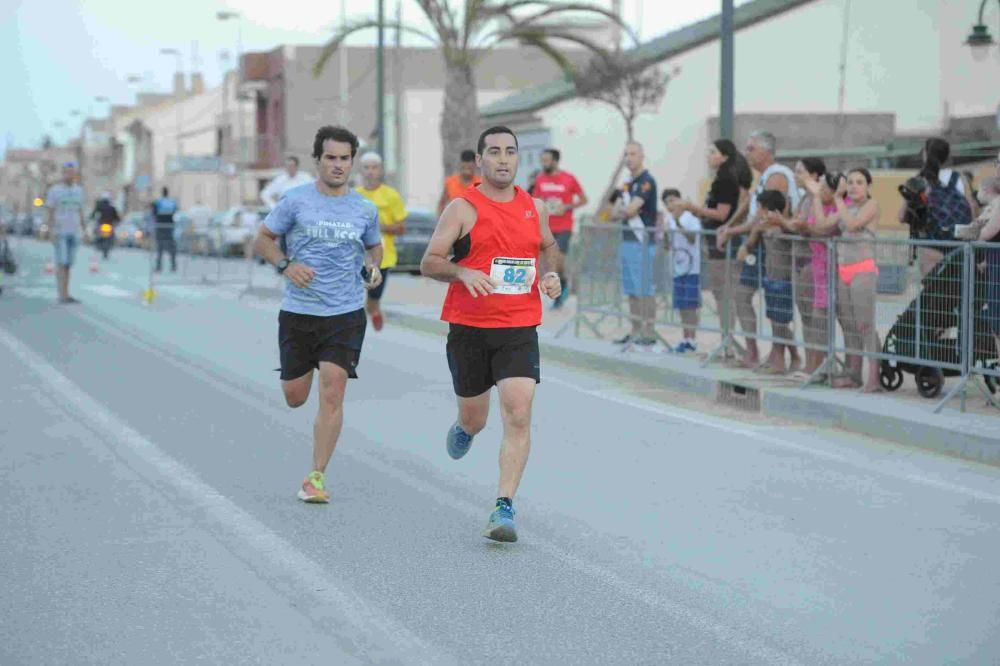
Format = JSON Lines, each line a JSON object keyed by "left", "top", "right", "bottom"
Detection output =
{"left": 792, "top": 158, "right": 833, "bottom": 377}
{"left": 680, "top": 139, "right": 748, "bottom": 355}
{"left": 663, "top": 189, "right": 701, "bottom": 352}
{"left": 607, "top": 142, "right": 658, "bottom": 347}
{"left": 437, "top": 149, "right": 482, "bottom": 215}
{"left": 151, "top": 187, "right": 179, "bottom": 273}
{"left": 533, "top": 148, "right": 588, "bottom": 309}
{"left": 261, "top": 156, "right": 315, "bottom": 210}
{"left": 811, "top": 169, "right": 882, "bottom": 391}
{"left": 976, "top": 151, "right": 1000, "bottom": 356}
{"left": 722, "top": 131, "right": 800, "bottom": 369}
{"left": 45, "top": 162, "right": 88, "bottom": 304}
{"left": 900, "top": 138, "right": 978, "bottom": 276}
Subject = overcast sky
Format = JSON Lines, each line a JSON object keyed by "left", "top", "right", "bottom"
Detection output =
{"left": 1, "top": 0, "right": 748, "bottom": 154}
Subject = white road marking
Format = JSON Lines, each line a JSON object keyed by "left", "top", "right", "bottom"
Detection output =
{"left": 83, "top": 284, "right": 134, "bottom": 299}
{"left": 0, "top": 324, "right": 448, "bottom": 665}
{"left": 68, "top": 308, "right": 802, "bottom": 666}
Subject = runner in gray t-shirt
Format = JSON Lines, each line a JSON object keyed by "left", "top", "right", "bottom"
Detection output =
{"left": 253, "top": 125, "right": 383, "bottom": 505}
{"left": 45, "top": 162, "right": 88, "bottom": 304}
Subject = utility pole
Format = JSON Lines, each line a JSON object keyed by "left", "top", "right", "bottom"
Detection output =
{"left": 340, "top": 0, "right": 349, "bottom": 124}
{"left": 376, "top": 0, "right": 386, "bottom": 157}
{"left": 719, "top": 0, "right": 735, "bottom": 140}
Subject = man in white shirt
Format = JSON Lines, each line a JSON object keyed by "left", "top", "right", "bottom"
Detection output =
{"left": 261, "top": 156, "right": 314, "bottom": 210}
{"left": 261, "top": 156, "right": 314, "bottom": 256}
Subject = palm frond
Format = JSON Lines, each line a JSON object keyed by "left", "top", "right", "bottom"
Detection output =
{"left": 312, "top": 19, "right": 440, "bottom": 77}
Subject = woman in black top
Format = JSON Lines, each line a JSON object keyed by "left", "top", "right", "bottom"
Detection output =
{"left": 681, "top": 139, "right": 750, "bottom": 344}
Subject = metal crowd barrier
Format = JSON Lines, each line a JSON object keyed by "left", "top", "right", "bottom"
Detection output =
{"left": 569, "top": 221, "right": 1000, "bottom": 413}
{"left": 144, "top": 222, "right": 268, "bottom": 299}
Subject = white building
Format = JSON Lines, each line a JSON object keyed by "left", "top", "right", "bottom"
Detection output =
{"left": 482, "top": 0, "right": 1000, "bottom": 207}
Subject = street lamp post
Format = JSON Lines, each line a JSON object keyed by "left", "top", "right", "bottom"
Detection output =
{"left": 160, "top": 48, "right": 184, "bottom": 185}
{"left": 217, "top": 11, "right": 245, "bottom": 207}
{"left": 966, "top": 0, "right": 999, "bottom": 61}
{"left": 376, "top": 0, "right": 386, "bottom": 157}
{"left": 719, "top": 0, "right": 735, "bottom": 140}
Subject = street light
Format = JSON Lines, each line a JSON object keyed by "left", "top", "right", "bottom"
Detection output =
{"left": 160, "top": 48, "right": 184, "bottom": 180}
{"left": 966, "top": 0, "right": 998, "bottom": 61}
{"left": 217, "top": 10, "right": 245, "bottom": 206}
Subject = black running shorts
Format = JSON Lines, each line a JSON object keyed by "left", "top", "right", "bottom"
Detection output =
{"left": 367, "top": 267, "right": 390, "bottom": 301}
{"left": 446, "top": 324, "right": 540, "bottom": 398}
{"left": 278, "top": 309, "right": 366, "bottom": 381}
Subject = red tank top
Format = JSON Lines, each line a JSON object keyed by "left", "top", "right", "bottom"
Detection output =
{"left": 441, "top": 185, "right": 542, "bottom": 328}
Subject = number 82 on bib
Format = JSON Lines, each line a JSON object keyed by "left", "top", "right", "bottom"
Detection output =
{"left": 490, "top": 257, "right": 536, "bottom": 295}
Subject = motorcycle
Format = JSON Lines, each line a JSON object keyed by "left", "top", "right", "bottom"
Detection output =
{"left": 95, "top": 222, "right": 115, "bottom": 259}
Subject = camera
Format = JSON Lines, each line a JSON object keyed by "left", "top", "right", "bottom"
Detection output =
{"left": 898, "top": 176, "right": 930, "bottom": 237}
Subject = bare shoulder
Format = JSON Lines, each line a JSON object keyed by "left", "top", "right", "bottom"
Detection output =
{"left": 440, "top": 196, "right": 478, "bottom": 235}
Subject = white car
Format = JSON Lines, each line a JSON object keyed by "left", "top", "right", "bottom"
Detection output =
{"left": 211, "top": 207, "right": 259, "bottom": 256}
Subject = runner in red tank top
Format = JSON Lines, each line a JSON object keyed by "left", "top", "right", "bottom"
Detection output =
{"left": 421, "top": 126, "right": 563, "bottom": 543}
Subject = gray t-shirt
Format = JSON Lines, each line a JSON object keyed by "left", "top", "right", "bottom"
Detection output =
{"left": 45, "top": 183, "right": 85, "bottom": 237}
{"left": 264, "top": 184, "right": 381, "bottom": 317}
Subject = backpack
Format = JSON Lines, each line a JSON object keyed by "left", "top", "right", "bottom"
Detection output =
{"left": 927, "top": 171, "right": 972, "bottom": 242}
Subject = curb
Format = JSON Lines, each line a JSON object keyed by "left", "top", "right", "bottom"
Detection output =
{"left": 385, "top": 306, "right": 1000, "bottom": 468}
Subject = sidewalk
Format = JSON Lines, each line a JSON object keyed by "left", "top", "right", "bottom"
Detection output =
{"left": 380, "top": 274, "right": 1000, "bottom": 467}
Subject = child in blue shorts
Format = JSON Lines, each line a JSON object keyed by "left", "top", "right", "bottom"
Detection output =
{"left": 663, "top": 189, "right": 701, "bottom": 353}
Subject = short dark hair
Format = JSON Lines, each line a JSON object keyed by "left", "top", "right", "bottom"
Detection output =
{"left": 477, "top": 126, "right": 518, "bottom": 155}
{"left": 800, "top": 157, "right": 827, "bottom": 178}
{"left": 757, "top": 189, "right": 787, "bottom": 213}
{"left": 161, "top": 187, "right": 169, "bottom": 196}
{"left": 460, "top": 149, "right": 476, "bottom": 163}
{"left": 286, "top": 155, "right": 300, "bottom": 166}
{"left": 542, "top": 148, "right": 560, "bottom": 162}
{"left": 312, "top": 125, "right": 359, "bottom": 160}
{"left": 662, "top": 188, "right": 682, "bottom": 201}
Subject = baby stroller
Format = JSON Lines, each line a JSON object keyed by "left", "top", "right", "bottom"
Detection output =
{"left": 880, "top": 248, "right": 999, "bottom": 398}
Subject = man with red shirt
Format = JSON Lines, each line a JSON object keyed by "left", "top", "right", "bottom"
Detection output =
{"left": 533, "top": 148, "right": 587, "bottom": 308}
{"left": 421, "top": 126, "right": 563, "bottom": 543}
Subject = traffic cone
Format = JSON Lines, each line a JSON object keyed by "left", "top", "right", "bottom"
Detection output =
{"left": 44, "top": 260, "right": 54, "bottom": 275}
{"left": 89, "top": 254, "right": 99, "bottom": 274}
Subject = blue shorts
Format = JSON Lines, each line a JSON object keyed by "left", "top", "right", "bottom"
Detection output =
{"left": 672, "top": 274, "right": 701, "bottom": 310}
{"left": 54, "top": 234, "right": 80, "bottom": 267}
{"left": 619, "top": 241, "right": 656, "bottom": 297}
{"left": 763, "top": 278, "right": 794, "bottom": 324}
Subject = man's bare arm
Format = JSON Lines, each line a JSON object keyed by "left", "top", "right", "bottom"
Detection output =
{"left": 534, "top": 197, "right": 563, "bottom": 275}
{"left": 421, "top": 199, "right": 470, "bottom": 282}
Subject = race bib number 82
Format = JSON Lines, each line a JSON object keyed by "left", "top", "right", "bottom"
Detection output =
{"left": 490, "top": 257, "right": 536, "bottom": 295}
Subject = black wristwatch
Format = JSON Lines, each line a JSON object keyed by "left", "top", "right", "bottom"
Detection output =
{"left": 276, "top": 258, "right": 291, "bottom": 274}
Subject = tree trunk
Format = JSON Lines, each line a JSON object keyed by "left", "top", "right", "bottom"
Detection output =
{"left": 439, "top": 57, "right": 479, "bottom": 177}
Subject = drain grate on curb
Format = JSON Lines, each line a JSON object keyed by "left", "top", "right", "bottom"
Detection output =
{"left": 717, "top": 381, "right": 761, "bottom": 412}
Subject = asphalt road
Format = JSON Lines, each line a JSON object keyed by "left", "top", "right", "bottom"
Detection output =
{"left": 2, "top": 240, "right": 1000, "bottom": 665}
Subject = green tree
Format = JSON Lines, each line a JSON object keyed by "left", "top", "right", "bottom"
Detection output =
{"left": 314, "top": 1, "right": 632, "bottom": 177}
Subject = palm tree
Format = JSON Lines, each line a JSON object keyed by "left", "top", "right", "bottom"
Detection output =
{"left": 314, "top": 1, "right": 632, "bottom": 177}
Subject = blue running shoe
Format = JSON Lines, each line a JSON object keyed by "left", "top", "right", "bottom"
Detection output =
{"left": 482, "top": 499, "right": 517, "bottom": 542}
{"left": 446, "top": 422, "right": 474, "bottom": 460}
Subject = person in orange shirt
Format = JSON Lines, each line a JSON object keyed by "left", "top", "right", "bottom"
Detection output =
{"left": 437, "top": 149, "right": 481, "bottom": 215}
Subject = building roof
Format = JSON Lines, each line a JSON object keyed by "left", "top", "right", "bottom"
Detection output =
{"left": 481, "top": 0, "right": 816, "bottom": 119}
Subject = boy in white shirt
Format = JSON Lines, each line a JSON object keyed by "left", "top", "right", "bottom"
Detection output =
{"left": 663, "top": 189, "right": 702, "bottom": 352}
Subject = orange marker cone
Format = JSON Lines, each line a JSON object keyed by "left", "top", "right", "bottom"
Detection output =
{"left": 89, "top": 254, "right": 99, "bottom": 274}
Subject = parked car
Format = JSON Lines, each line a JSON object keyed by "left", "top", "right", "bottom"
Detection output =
{"left": 394, "top": 208, "right": 436, "bottom": 274}
{"left": 211, "top": 206, "right": 259, "bottom": 257}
